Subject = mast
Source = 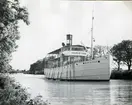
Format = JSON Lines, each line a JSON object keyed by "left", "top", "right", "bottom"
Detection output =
{"left": 91, "top": 5, "right": 94, "bottom": 59}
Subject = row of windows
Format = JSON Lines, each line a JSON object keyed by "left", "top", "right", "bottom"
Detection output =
{"left": 72, "top": 48, "right": 84, "bottom": 51}
{"left": 62, "top": 47, "right": 84, "bottom": 51}
{"left": 76, "top": 60, "right": 100, "bottom": 65}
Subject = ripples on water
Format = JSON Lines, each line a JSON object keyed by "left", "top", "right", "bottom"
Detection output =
{"left": 11, "top": 74, "right": 132, "bottom": 105}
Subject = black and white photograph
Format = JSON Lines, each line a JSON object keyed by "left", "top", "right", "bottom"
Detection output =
{"left": 0, "top": 0, "right": 132, "bottom": 105}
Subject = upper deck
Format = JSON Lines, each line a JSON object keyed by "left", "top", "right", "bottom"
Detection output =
{"left": 48, "top": 45, "right": 90, "bottom": 56}
{"left": 44, "top": 45, "right": 90, "bottom": 68}
{"left": 44, "top": 35, "right": 91, "bottom": 68}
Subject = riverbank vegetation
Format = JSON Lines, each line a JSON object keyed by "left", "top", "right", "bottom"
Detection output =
{"left": 110, "top": 69, "right": 132, "bottom": 79}
{"left": 110, "top": 40, "right": 132, "bottom": 79}
{"left": 0, "top": 0, "right": 47, "bottom": 105}
{"left": 0, "top": 74, "right": 48, "bottom": 105}
{"left": 28, "top": 59, "right": 44, "bottom": 74}
{"left": 110, "top": 40, "right": 132, "bottom": 71}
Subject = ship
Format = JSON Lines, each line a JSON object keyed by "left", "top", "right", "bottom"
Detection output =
{"left": 44, "top": 9, "right": 111, "bottom": 81}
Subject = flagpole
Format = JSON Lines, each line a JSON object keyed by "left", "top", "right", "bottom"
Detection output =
{"left": 91, "top": 3, "right": 94, "bottom": 59}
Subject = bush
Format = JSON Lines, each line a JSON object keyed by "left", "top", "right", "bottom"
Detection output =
{"left": 110, "top": 69, "right": 132, "bottom": 80}
{"left": 0, "top": 74, "right": 48, "bottom": 105}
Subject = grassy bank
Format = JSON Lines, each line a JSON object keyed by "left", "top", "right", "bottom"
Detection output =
{"left": 0, "top": 74, "right": 48, "bottom": 105}
{"left": 110, "top": 69, "right": 132, "bottom": 80}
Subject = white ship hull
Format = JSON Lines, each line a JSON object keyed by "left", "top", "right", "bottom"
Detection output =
{"left": 44, "top": 56, "right": 111, "bottom": 81}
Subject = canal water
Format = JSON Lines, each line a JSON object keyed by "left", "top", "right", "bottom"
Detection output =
{"left": 11, "top": 74, "right": 132, "bottom": 105}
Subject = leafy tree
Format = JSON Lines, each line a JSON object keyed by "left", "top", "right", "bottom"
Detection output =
{"left": 29, "top": 59, "right": 44, "bottom": 74}
{"left": 0, "top": 1, "right": 49, "bottom": 105}
{"left": 110, "top": 40, "right": 132, "bottom": 71}
{"left": 110, "top": 43, "right": 123, "bottom": 70}
{"left": 0, "top": 0, "right": 29, "bottom": 72}
{"left": 120, "top": 40, "right": 132, "bottom": 71}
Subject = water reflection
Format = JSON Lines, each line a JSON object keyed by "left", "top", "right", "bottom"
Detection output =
{"left": 41, "top": 79, "right": 111, "bottom": 105}
{"left": 110, "top": 80, "right": 132, "bottom": 105}
{"left": 12, "top": 74, "right": 132, "bottom": 105}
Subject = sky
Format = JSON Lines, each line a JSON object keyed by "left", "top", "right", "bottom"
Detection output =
{"left": 10, "top": 0, "right": 132, "bottom": 70}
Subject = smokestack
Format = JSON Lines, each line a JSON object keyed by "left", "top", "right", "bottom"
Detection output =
{"left": 66, "top": 34, "right": 72, "bottom": 46}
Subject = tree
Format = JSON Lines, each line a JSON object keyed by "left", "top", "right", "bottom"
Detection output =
{"left": 93, "top": 45, "right": 110, "bottom": 58}
{"left": 29, "top": 59, "right": 44, "bottom": 74}
{"left": 0, "top": 0, "right": 29, "bottom": 72}
{"left": 110, "top": 40, "right": 132, "bottom": 71}
{"left": 110, "top": 43, "right": 123, "bottom": 70}
{"left": 120, "top": 40, "right": 132, "bottom": 71}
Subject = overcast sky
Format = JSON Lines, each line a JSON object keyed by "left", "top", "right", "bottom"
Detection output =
{"left": 10, "top": 0, "right": 132, "bottom": 70}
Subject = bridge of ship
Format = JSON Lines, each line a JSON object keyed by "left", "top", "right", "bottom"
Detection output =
{"left": 44, "top": 45, "right": 90, "bottom": 68}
